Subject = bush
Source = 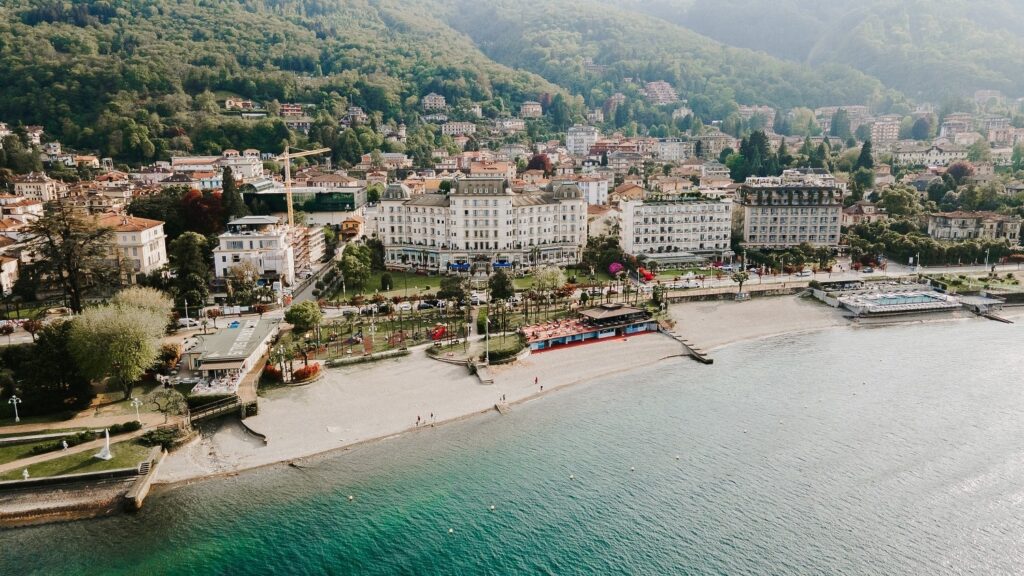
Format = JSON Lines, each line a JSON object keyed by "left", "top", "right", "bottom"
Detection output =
{"left": 29, "top": 430, "right": 95, "bottom": 455}
{"left": 381, "top": 272, "right": 393, "bottom": 291}
{"left": 139, "top": 428, "right": 181, "bottom": 450}
{"left": 261, "top": 364, "right": 283, "bottom": 383}
{"left": 292, "top": 363, "right": 320, "bottom": 382}
{"left": 476, "top": 308, "right": 488, "bottom": 334}
{"left": 108, "top": 420, "right": 142, "bottom": 434}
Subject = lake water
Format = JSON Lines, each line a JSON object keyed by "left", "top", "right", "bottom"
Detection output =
{"left": 3, "top": 319, "right": 1024, "bottom": 575}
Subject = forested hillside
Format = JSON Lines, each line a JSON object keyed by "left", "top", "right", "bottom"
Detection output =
{"left": 441, "top": 0, "right": 896, "bottom": 118}
{"left": 622, "top": 0, "right": 1024, "bottom": 100}
{"left": 0, "top": 0, "right": 559, "bottom": 164}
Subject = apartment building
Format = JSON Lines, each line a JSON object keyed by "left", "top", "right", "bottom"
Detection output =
{"left": 213, "top": 216, "right": 295, "bottom": 286}
{"left": 620, "top": 196, "right": 733, "bottom": 264}
{"left": 738, "top": 174, "right": 843, "bottom": 248}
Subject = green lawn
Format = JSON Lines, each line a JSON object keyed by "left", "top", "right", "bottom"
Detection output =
{"left": 0, "top": 439, "right": 58, "bottom": 466}
{"left": 931, "top": 273, "right": 1023, "bottom": 294}
{"left": 331, "top": 270, "right": 445, "bottom": 300}
{"left": 0, "top": 441, "right": 151, "bottom": 480}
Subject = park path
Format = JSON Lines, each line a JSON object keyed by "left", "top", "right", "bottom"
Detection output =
{"left": 0, "top": 412, "right": 166, "bottom": 437}
{"left": 0, "top": 429, "right": 150, "bottom": 475}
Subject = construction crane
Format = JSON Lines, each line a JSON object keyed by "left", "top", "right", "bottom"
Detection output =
{"left": 275, "top": 146, "right": 331, "bottom": 227}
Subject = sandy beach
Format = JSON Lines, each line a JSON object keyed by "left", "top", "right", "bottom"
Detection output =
{"left": 157, "top": 293, "right": 1021, "bottom": 485}
{"left": 668, "top": 294, "right": 849, "bottom": 351}
{"left": 157, "top": 331, "right": 686, "bottom": 484}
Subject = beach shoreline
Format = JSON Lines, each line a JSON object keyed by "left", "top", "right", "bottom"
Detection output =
{"left": 154, "top": 295, "right": 1023, "bottom": 488}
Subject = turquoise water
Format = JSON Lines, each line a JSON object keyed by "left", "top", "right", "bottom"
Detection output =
{"left": 3, "top": 320, "right": 1024, "bottom": 575}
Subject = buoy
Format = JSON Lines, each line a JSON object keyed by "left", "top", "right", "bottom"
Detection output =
{"left": 675, "top": 455, "right": 680, "bottom": 460}
{"left": 489, "top": 505, "right": 496, "bottom": 511}
{"left": 569, "top": 474, "right": 575, "bottom": 480}
{"left": 348, "top": 495, "right": 354, "bottom": 501}
{"left": 448, "top": 528, "right": 454, "bottom": 534}
{"left": 630, "top": 467, "right": 635, "bottom": 472}
{"left": 743, "top": 429, "right": 748, "bottom": 433}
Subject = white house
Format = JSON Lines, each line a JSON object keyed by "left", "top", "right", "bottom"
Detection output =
{"left": 96, "top": 213, "right": 169, "bottom": 281}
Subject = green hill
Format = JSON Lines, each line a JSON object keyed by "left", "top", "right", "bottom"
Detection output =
{"left": 619, "top": 0, "right": 1024, "bottom": 100}
{"left": 0, "top": 0, "right": 559, "bottom": 164}
{"left": 439, "top": 0, "right": 894, "bottom": 114}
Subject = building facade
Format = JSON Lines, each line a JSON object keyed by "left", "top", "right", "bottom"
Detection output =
{"left": 380, "top": 177, "right": 586, "bottom": 272}
{"left": 213, "top": 216, "right": 295, "bottom": 286}
{"left": 520, "top": 101, "right": 543, "bottom": 118}
{"left": 620, "top": 196, "right": 733, "bottom": 264}
{"left": 738, "top": 177, "right": 843, "bottom": 248}
{"left": 927, "top": 211, "right": 1021, "bottom": 244}
{"left": 13, "top": 172, "right": 66, "bottom": 202}
{"left": 96, "top": 214, "right": 169, "bottom": 281}
{"left": 567, "top": 125, "right": 600, "bottom": 156}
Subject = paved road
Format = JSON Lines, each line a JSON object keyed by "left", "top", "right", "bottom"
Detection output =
{"left": 291, "top": 243, "right": 346, "bottom": 306}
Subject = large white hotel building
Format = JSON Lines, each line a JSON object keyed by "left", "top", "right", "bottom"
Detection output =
{"left": 620, "top": 195, "right": 733, "bottom": 264}
{"left": 380, "top": 177, "right": 586, "bottom": 272}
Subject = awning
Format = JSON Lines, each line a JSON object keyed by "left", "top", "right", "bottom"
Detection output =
{"left": 198, "top": 359, "right": 245, "bottom": 371}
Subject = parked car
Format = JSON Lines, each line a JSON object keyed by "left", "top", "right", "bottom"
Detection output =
{"left": 417, "top": 301, "right": 436, "bottom": 310}
{"left": 470, "top": 292, "right": 489, "bottom": 305}
{"left": 177, "top": 318, "right": 200, "bottom": 328}
{"left": 862, "top": 267, "right": 875, "bottom": 273}
{"left": 398, "top": 301, "right": 413, "bottom": 312}
{"left": 796, "top": 269, "right": 812, "bottom": 277}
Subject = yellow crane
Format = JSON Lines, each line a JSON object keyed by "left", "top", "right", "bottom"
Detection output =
{"left": 275, "top": 145, "right": 331, "bottom": 227}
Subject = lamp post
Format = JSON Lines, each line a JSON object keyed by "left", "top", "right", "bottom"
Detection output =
{"left": 985, "top": 248, "right": 991, "bottom": 271}
{"left": 8, "top": 395, "right": 22, "bottom": 423}
{"left": 184, "top": 298, "right": 190, "bottom": 325}
{"left": 130, "top": 396, "right": 143, "bottom": 422}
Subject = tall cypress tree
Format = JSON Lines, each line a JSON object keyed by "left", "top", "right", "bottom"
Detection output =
{"left": 855, "top": 140, "right": 874, "bottom": 170}
{"left": 220, "top": 166, "right": 248, "bottom": 225}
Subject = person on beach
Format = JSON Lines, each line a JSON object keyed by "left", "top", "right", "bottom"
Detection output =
{"left": 534, "top": 376, "right": 538, "bottom": 385}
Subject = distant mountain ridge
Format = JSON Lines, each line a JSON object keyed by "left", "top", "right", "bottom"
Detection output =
{"left": 615, "top": 0, "right": 1024, "bottom": 99}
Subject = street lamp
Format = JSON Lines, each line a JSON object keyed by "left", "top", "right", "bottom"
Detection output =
{"left": 8, "top": 395, "right": 22, "bottom": 422}
{"left": 130, "top": 396, "right": 143, "bottom": 422}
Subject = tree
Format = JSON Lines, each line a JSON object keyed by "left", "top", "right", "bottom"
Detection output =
{"left": 22, "top": 319, "right": 43, "bottom": 342}
{"left": 830, "top": 109, "right": 852, "bottom": 140}
{"left": 285, "top": 301, "right": 323, "bottom": 334}
{"left": 340, "top": 243, "right": 371, "bottom": 288}
{"left": 526, "top": 154, "right": 553, "bottom": 175}
{"left": 947, "top": 161, "right": 974, "bottom": 185}
{"left": 366, "top": 183, "right": 383, "bottom": 203}
{"left": 438, "top": 276, "right": 467, "bottom": 303}
{"left": 226, "top": 261, "right": 259, "bottom": 306}
{"left": 112, "top": 286, "right": 174, "bottom": 320}
{"left": 151, "top": 389, "right": 186, "bottom": 424}
{"left": 967, "top": 139, "right": 992, "bottom": 163}
{"left": 220, "top": 166, "right": 248, "bottom": 225}
{"left": 380, "top": 272, "right": 393, "bottom": 291}
{"left": 27, "top": 203, "right": 114, "bottom": 313}
{"left": 911, "top": 117, "right": 933, "bottom": 140}
{"left": 206, "top": 307, "right": 221, "bottom": 328}
{"left": 488, "top": 269, "right": 515, "bottom": 301}
{"left": 877, "top": 186, "right": 923, "bottom": 217}
{"left": 69, "top": 304, "right": 166, "bottom": 399}
{"left": 855, "top": 140, "right": 874, "bottom": 170}
{"left": 731, "top": 270, "right": 750, "bottom": 294}
{"left": 169, "top": 232, "right": 210, "bottom": 308}
{"left": 1012, "top": 143, "right": 1024, "bottom": 172}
